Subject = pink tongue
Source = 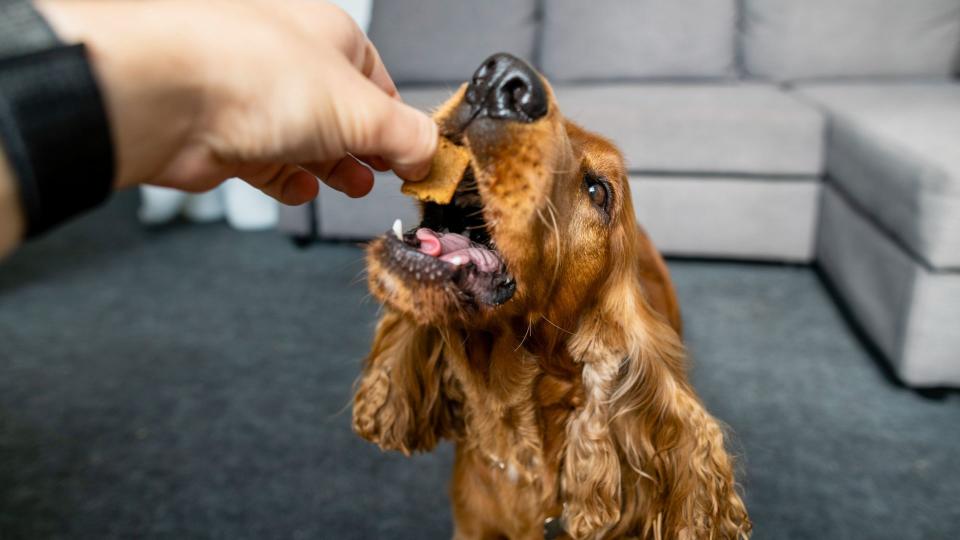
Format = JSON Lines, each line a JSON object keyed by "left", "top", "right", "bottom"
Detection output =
{"left": 415, "top": 228, "right": 501, "bottom": 273}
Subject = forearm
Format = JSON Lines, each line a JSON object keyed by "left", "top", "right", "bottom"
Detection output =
{"left": 0, "top": 148, "right": 25, "bottom": 258}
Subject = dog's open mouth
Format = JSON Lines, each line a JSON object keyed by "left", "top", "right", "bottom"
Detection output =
{"left": 381, "top": 167, "right": 516, "bottom": 307}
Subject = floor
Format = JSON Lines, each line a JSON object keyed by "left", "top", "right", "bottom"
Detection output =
{"left": 0, "top": 193, "right": 957, "bottom": 539}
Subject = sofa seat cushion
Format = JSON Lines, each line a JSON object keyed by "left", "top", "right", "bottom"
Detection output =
{"left": 555, "top": 83, "right": 824, "bottom": 176}
{"left": 794, "top": 82, "right": 960, "bottom": 270}
{"left": 631, "top": 176, "right": 819, "bottom": 261}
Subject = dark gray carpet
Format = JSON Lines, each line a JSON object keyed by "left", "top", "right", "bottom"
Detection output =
{"left": 0, "top": 192, "right": 957, "bottom": 540}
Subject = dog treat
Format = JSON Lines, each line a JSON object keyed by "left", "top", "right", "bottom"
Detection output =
{"left": 401, "top": 137, "right": 470, "bottom": 204}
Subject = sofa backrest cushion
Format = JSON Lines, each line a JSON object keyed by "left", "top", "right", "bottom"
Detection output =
{"left": 368, "top": 0, "right": 538, "bottom": 84}
{"left": 540, "top": 0, "right": 737, "bottom": 82}
{"left": 741, "top": 0, "right": 960, "bottom": 81}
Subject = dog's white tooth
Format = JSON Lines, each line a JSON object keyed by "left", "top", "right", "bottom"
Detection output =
{"left": 450, "top": 256, "right": 463, "bottom": 266}
{"left": 392, "top": 218, "right": 403, "bottom": 240}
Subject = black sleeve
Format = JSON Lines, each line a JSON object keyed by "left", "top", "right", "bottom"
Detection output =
{"left": 0, "top": 0, "right": 115, "bottom": 238}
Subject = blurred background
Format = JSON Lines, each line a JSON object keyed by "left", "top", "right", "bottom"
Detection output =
{"left": 1, "top": 0, "right": 959, "bottom": 538}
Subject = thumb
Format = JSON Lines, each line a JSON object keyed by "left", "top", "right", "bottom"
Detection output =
{"left": 337, "top": 73, "right": 437, "bottom": 180}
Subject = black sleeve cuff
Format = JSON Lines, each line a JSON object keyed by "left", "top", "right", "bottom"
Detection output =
{"left": 0, "top": 42, "right": 115, "bottom": 238}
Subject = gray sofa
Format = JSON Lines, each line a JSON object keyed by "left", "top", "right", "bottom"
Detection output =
{"left": 279, "top": 0, "right": 960, "bottom": 387}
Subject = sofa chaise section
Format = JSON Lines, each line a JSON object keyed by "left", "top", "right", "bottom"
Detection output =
{"left": 794, "top": 82, "right": 960, "bottom": 270}
{"left": 795, "top": 82, "right": 960, "bottom": 386}
{"left": 819, "top": 186, "right": 960, "bottom": 386}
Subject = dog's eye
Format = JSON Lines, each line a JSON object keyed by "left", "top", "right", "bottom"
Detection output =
{"left": 584, "top": 175, "right": 609, "bottom": 211}
{"left": 587, "top": 182, "right": 607, "bottom": 207}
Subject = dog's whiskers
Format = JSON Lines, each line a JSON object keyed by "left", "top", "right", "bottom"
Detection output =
{"left": 535, "top": 207, "right": 551, "bottom": 232}
{"left": 349, "top": 268, "right": 369, "bottom": 287}
{"left": 443, "top": 286, "right": 469, "bottom": 322}
{"left": 544, "top": 199, "right": 563, "bottom": 292}
{"left": 514, "top": 319, "right": 534, "bottom": 352}
{"left": 540, "top": 314, "right": 575, "bottom": 336}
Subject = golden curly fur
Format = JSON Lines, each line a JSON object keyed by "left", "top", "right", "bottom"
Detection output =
{"left": 353, "top": 57, "right": 750, "bottom": 539}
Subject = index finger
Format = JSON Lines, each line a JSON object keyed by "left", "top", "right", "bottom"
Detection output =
{"left": 357, "top": 38, "right": 400, "bottom": 100}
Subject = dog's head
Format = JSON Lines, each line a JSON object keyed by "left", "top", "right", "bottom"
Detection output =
{"left": 367, "top": 53, "right": 641, "bottom": 329}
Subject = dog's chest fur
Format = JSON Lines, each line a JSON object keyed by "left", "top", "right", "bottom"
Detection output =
{"left": 442, "top": 329, "right": 584, "bottom": 522}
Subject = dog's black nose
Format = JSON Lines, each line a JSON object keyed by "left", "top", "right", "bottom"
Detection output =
{"left": 465, "top": 53, "right": 547, "bottom": 122}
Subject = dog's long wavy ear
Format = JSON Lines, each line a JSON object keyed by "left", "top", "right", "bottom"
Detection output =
{"left": 352, "top": 310, "right": 457, "bottom": 455}
{"left": 562, "top": 229, "right": 751, "bottom": 539}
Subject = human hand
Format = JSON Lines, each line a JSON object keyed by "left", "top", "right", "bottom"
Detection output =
{"left": 35, "top": 0, "right": 437, "bottom": 204}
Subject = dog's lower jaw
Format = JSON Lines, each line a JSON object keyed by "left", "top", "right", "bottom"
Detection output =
{"left": 367, "top": 235, "right": 522, "bottom": 327}
{"left": 366, "top": 237, "right": 459, "bottom": 325}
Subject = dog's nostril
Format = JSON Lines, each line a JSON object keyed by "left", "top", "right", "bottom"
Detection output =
{"left": 495, "top": 72, "right": 546, "bottom": 121}
{"left": 466, "top": 53, "right": 547, "bottom": 123}
{"left": 504, "top": 77, "right": 527, "bottom": 100}
{"left": 494, "top": 76, "right": 534, "bottom": 121}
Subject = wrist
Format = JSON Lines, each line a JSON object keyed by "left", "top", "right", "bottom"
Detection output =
{"left": 35, "top": 0, "right": 205, "bottom": 189}
{"left": 0, "top": 1, "right": 113, "bottom": 238}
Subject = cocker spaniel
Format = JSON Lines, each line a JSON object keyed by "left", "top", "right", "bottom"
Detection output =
{"left": 353, "top": 53, "right": 751, "bottom": 540}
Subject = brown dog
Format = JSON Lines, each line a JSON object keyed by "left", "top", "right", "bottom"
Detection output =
{"left": 353, "top": 53, "right": 750, "bottom": 540}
